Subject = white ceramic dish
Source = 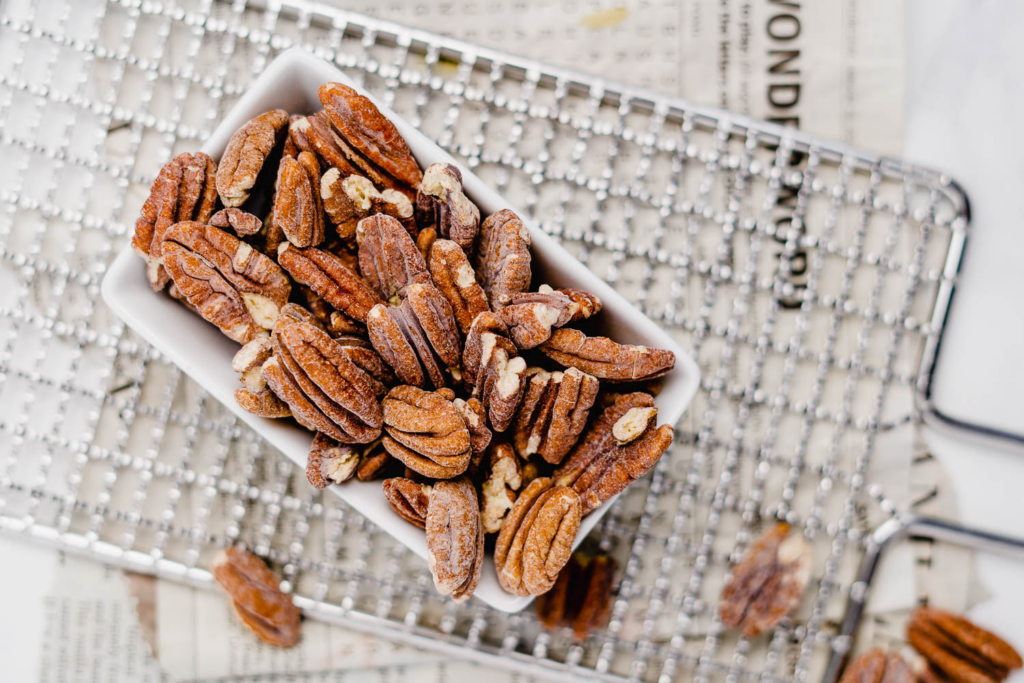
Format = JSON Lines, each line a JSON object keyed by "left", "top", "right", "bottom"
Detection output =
{"left": 101, "top": 48, "right": 700, "bottom": 612}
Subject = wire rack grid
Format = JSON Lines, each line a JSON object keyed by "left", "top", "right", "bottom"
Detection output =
{"left": 0, "top": 0, "right": 968, "bottom": 681}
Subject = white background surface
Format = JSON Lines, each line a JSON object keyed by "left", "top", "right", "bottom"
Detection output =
{"left": 2, "top": 0, "right": 1023, "bottom": 679}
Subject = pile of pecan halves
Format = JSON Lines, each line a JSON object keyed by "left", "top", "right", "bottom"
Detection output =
{"left": 131, "top": 81, "right": 679, "bottom": 604}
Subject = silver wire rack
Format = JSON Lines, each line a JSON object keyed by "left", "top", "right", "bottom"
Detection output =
{"left": 0, "top": 0, "right": 968, "bottom": 681}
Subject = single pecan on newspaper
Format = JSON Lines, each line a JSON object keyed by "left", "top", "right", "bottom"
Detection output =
{"left": 381, "top": 385, "right": 471, "bottom": 478}
{"left": 838, "top": 649, "right": 917, "bottom": 683}
{"left": 367, "top": 283, "right": 461, "bottom": 389}
{"left": 320, "top": 170, "right": 415, "bottom": 241}
{"left": 453, "top": 396, "right": 492, "bottom": 456}
{"left": 538, "top": 552, "right": 616, "bottom": 640}
{"left": 462, "top": 312, "right": 527, "bottom": 432}
{"left": 718, "top": 523, "right": 813, "bottom": 637}
{"left": 132, "top": 151, "right": 218, "bottom": 290}
{"left": 500, "top": 286, "right": 602, "bottom": 349}
{"left": 512, "top": 367, "right": 599, "bottom": 464}
{"left": 210, "top": 547, "right": 301, "bottom": 648}
{"left": 209, "top": 207, "right": 262, "bottom": 237}
{"left": 479, "top": 442, "right": 522, "bottom": 534}
{"left": 907, "top": 607, "right": 1022, "bottom": 683}
{"left": 425, "top": 477, "right": 484, "bottom": 602}
{"left": 278, "top": 243, "right": 381, "bottom": 324}
{"left": 319, "top": 82, "right": 423, "bottom": 199}
{"left": 415, "top": 163, "right": 480, "bottom": 252}
{"left": 428, "top": 239, "right": 491, "bottom": 334}
{"left": 283, "top": 114, "right": 316, "bottom": 160}
{"left": 216, "top": 109, "right": 289, "bottom": 208}
{"left": 383, "top": 477, "right": 432, "bottom": 527}
{"left": 474, "top": 209, "right": 532, "bottom": 309}
{"left": 162, "top": 222, "right": 291, "bottom": 343}
{"left": 539, "top": 328, "right": 676, "bottom": 382}
{"left": 554, "top": 392, "right": 655, "bottom": 487}
{"left": 356, "top": 214, "right": 430, "bottom": 301}
{"left": 273, "top": 151, "right": 325, "bottom": 248}
{"left": 232, "top": 337, "right": 290, "bottom": 417}
{"left": 264, "top": 319, "right": 383, "bottom": 443}
{"left": 494, "top": 477, "right": 582, "bottom": 596}
{"left": 305, "top": 431, "right": 360, "bottom": 488}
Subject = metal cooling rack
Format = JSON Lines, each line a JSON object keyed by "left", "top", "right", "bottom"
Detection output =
{"left": 0, "top": 0, "right": 968, "bottom": 681}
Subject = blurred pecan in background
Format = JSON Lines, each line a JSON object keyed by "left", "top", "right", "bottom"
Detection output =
{"left": 357, "top": 214, "right": 431, "bottom": 301}
{"left": 132, "top": 151, "right": 218, "bottom": 290}
{"left": 838, "top": 650, "right": 916, "bottom": 683}
{"left": 474, "top": 209, "right": 532, "bottom": 309}
{"left": 216, "top": 109, "right": 289, "bottom": 208}
{"left": 540, "top": 328, "right": 676, "bottom": 382}
{"left": 425, "top": 478, "right": 483, "bottom": 602}
{"left": 415, "top": 163, "right": 480, "bottom": 251}
{"left": 719, "top": 523, "right": 813, "bottom": 637}
{"left": 381, "top": 385, "right": 471, "bottom": 478}
{"left": 383, "top": 477, "right": 432, "bottom": 527}
{"left": 513, "top": 367, "right": 599, "bottom": 465}
{"left": 428, "top": 239, "right": 491, "bottom": 334}
{"left": 907, "top": 607, "right": 1022, "bottom": 683}
{"left": 211, "top": 547, "right": 300, "bottom": 648}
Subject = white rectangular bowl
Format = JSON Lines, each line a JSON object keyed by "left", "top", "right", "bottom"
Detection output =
{"left": 101, "top": 48, "right": 700, "bottom": 612}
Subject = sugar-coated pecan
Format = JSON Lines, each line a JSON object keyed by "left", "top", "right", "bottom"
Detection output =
{"left": 554, "top": 392, "right": 654, "bottom": 486}
{"left": 381, "top": 385, "right": 471, "bottom": 478}
{"left": 512, "top": 367, "right": 599, "bottom": 464}
{"left": 493, "top": 477, "right": 582, "bottom": 596}
{"left": 838, "top": 650, "right": 917, "bottom": 683}
{"left": 415, "top": 163, "right": 480, "bottom": 251}
{"left": 356, "top": 214, "right": 430, "bottom": 301}
{"left": 283, "top": 114, "right": 316, "bottom": 159}
{"left": 319, "top": 82, "right": 422, "bottom": 194}
{"left": 209, "top": 207, "right": 262, "bottom": 237}
{"left": 475, "top": 209, "right": 532, "bottom": 308}
{"left": 210, "top": 547, "right": 300, "bottom": 648}
{"left": 453, "top": 397, "right": 492, "bottom": 455}
{"left": 416, "top": 227, "right": 437, "bottom": 261}
{"left": 719, "top": 523, "right": 813, "bottom": 638}
{"left": 479, "top": 442, "right": 522, "bottom": 534}
{"left": 462, "top": 312, "right": 527, "bottom": 432}
{"left": 305, "top": 431, "right": 360, "bottom": 488}
{"left": 273, "top": 152, "right": 325, "bottom": 248}
{"left": 501, "top": 286, "right": 603, "bottom": 349}
{"left": 162, "top": 222, "right": 291, "bottom": 343}
{"left": 908, "top": 607, "right": 1022, "bottom": 683}
{"left": 333, "top": 334, "right": 394, "bottom": 396}
{"left": 278, "top": 243, "right": 381, "bottom": 323}
{"left": 216, "top": 109, "right": 289, "bottom": 208}
{"left": 367, "top": 284, "right": 461, "bottom": 389}
{"left": 321, "top": 170, "right": 415, "bottom": 241}
{"left": 425, "top": 477, "right": 484, "bottom": 602}
{"left": 428, "top": 239, "right": 490, "bottom": 334}
{"left": 539, "top": 328, "right": 676, "bottom": 382}
{"left": 132, "top": 152, "right": 218, "bottom": 290}
{"left": 571, "top": 420, "right": 673, "bottom": 514}
{"left": 383, "top": 477, "right": 432, "bottom": 527}
{"left": 232, "top": 337, "right": 290, "bottom": 417}
{"left": 266, "top": 320, "right": 383, "bottom": 443}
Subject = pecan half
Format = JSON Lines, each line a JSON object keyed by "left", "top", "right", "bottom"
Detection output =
{"left": 453, "top": 397, "right": 492, "bottom": 455}
{"left": 132, "top": 152, "right": 218, "bottom": 290}
{"left": 908, "top": 607, "right": 1022, "bottom": 683}
{"left": 474, "top": 209, "right": 532, "bottom": 308}
{"left": 273, "top": 152, "right": 325, "bottom": 248}
{"left": 381, "top": 385, "right": 471, "bottom": 478}
{"left": 718, "top": 523, "right": 813, "bottom": 637}
{"left": 278, "top": 243, "right": 381, "bottom": 323}
{"left": 493, "top": 477, "right": 582, "bottom": 596}
{"left": 462, "top": 312, "right": 527, "bottom": 432}
{"left": 416, "top": 227, "right": 437, "bottom": 261}
{"left": 265, "top": 320, "right": 383, "bottom": 443}
{"left": 232, "top": 337, "right": 290, "bottom": 417}
{"left": 305, "top": 111, "right": 364, "bottom": 177}
{"left": 334, "top": 334, "right": 394, "bottom": 396}
{"left": 355, "top": 440, "right": 395, "bottom": 481}
{"left": 162, "top": 222, "right": 291, "bottom": 343}
{"left": 321, "top": 170, "right": 415, "bottom": 241}
{"left": 569, "top": 553, "right": 615, "bottom": 641}
{"left": 367, "top": 284, "right": 461, "bottom": 389}
{"left": 209, "top": 207, "right": 262, "bottom": 237}
{"left": 415, "top": 163, "right": 480, "bottom": 251}
{"left": 479, "top": 443, "right": 522, "bottom": 534}
{"left": 216, "top": 109, "right": 289, "bottom": 208}
{"left": 554, "top": 392, "right": 655, "bottom": 486}
{"left": 356, "top": 214, "right": 430, "bottom": 301}
{"left": 512, "top": 367, "right": 599, "bottom": 464}
{"left": 500, "top": 286, "right": 602, "bottom": 349}
{"left": 319, "top": 82, "right": 422, "bottom": 195}
{"left": 298, "top": 285, "right": 366, "bottom": 337}
{"left": 539, "top": 328, "right": 676, "bottom": 382}
{"left": 306, "top": 431, "right": 360, "bottom": 488}
{"left": 839, "top": 650, "right": 917, "bottom": 683}
{"left": 283, "top": 114, "right": 316, "bottom": 159}
{"left": 210, "top": 547, "right": 300, "bottom": 648}
{"left": 424, "top": 478, "right": 484, "bottom": 602}
{"left": 383, "top": 477, "right": 432, "bottom": 527}
{"left": 428, "top": 239, "right": 491, "bottom": 334}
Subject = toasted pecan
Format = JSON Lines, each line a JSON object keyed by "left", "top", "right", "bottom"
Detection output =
{"left": 381, "top": 385, "right": 471, "bottom": 479}
{"left": 216, "top": 109, "right": 289, "bottom": 208}
{"left": 415, "top": 163, "right": 480, "bottom": 251}
{"left": 539, "top": 328, "right": 676, "bottom": 382}
{"left": 425, "top": 477, "right": 484, "bottom": 602}
{"left": 512, "top": 367, "right": 599, "bottom": 464}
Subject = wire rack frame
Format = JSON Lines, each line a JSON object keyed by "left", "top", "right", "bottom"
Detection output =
{"left": 0, "top": 0, "right": 967, "bottom": 682}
